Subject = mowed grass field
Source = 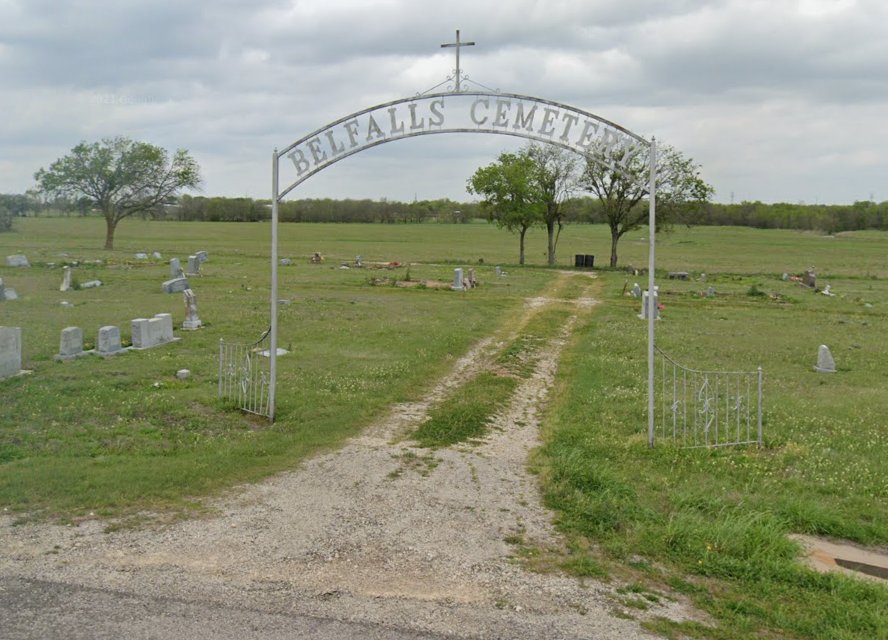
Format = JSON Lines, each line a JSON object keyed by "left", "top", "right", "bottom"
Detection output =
{"left": 2, "top": 217, "right": 887, "bottom": 639}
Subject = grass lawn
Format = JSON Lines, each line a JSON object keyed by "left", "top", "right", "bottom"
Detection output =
{"left": 2, "top": 217, "right": 887, "bottom": 638}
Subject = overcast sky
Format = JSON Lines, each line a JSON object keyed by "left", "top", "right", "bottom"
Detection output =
{"left": 1, "top": 0, "right": 885, "bottom": 204}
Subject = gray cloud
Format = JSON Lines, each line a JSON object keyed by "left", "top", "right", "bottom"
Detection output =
{"left": 1, "top": 0, "right": 886, "bottom": 203}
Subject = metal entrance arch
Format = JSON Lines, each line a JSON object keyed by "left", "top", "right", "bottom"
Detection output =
{"left": 264, "top": 90, "right": 658, "bottom": 445}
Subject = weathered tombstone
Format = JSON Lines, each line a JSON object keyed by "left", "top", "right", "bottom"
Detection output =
{"left": 815, "top": 345, "right": 836, "bottom": 373}
{"left": 182, "top": 289, "right": 202, "bottom": 330}
{"left": 451, "top": 268, "right": 464, "bottom": 291}
{"left": 186, "top": 255, "right": 200, "bottom": 275}
{"left": 97, "top": 326, "right": 124, "bottom": 355}
{"left": 161, "top": 276, "right": 190, "bottom": 294}
{"left": 0, "top": 327, "right": 22, "bottom": 378}
{"left": 803, "top": 269, "right": 816, "bottom": 288}
{"left": 195, "top": 251, "right": 208, "bottom": 264}
{"left": 134, "top": 252, "right": 149, "bottom": 260}
{"left": 80, "top": 280, "right": 102, "bottom": 289}
{"left": 169, "top": 257, "right": 182, "bottom": 277}
{"left": 631, "top": 283, "right": 642, "bottom": 298}
{"left": 154, "top": 313, "right": 174, "bottom": 343}
{"left": 638, "top": 288, "right": 660, "bottom": 320}
{"left": 5, "top": 255, "right": 30, "bottom": 267}
{"left": 151, "top": 251, "right": 162, "bottom": 260}
{"left": 56, "top": 326, "right": 84, "bottom": 360}
{"left": 60, "top": 266, "right": 72, "bottom": 292}
{"left": 131, "top": 318, "right": 151, "bottom": 349}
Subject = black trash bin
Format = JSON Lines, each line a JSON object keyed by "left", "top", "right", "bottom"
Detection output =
{"left": 584, "top": 254, "right": 595, "bottom": 268}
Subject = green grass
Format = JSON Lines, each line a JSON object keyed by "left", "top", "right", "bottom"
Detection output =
{"left": 536, "top": 271, "right": 888, "bottom": 639}
{"left": 3, "top": 217, "right": 888, "bottom": 637}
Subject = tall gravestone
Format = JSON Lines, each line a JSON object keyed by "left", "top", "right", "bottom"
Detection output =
{"left": 451, "top": 268, "right": 464, "bottom": 291}
{"left": 0, "top": 327, "right": 22, "bottom": 378}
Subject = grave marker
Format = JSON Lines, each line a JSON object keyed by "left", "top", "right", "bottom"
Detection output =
{"left": 0, "top": 327, "right": 22, "bottom": 378}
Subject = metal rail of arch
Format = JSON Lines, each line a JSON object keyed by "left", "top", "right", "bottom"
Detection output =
{"left": 258, "top": 90, "right": 657, "bottom": 435}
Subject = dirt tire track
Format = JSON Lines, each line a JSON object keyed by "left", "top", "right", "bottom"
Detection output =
{"left": 0, "top": 287, "right": 693, "bottom": 639}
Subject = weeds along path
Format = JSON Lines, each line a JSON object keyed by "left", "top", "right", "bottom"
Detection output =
{"left": 0, "top": 272, "right": 692, "bottom": 639}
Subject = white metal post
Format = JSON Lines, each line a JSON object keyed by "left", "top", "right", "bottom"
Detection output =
{"left": 270, "top": 150, "right": 279, "bottom": 422}
{"left": 647, "top": 138, "right": 657, "bottom": 448}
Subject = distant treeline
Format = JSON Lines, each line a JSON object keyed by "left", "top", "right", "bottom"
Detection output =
{"left": 5, "top": 192, "right": 888, "bottom": 234}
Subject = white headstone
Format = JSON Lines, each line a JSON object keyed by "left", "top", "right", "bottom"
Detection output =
{"left": 452, "top": 268, "right": 464, "bottom": 291}
{"left": 162, "top": 277, "right": 190, "bottom": 293}
{"left": 5, "top": 255, "right": 29, "bottom": 267}
{"left": 57, "top": 326, "right": 84, "bottom": 359}
{"left": 153, "top": 313, "right": 174, "bottom": 343}
{"left": 97, "top": 325, "right": 123, "bottom": 355}
{"left": 182, "top": 289, "right": 202, "bottom": 330}
{"left": 60, "top": 266, "right": 72, "bottom": 292}
{"left": 186, "top": 255, "right": 200, "bottom": 275}
{"left": 0, "top": 327, "right": 22, "bottom": 378}
{"left": 815, "top": 345, "right": 836, "bottom": 373}
{"left": 131, "top": 318, "right": 151, "bottom": 349}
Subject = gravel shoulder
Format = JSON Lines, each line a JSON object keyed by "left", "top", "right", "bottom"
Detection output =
{"left": 0, "top": 291, "right": 695, "bottom": 639}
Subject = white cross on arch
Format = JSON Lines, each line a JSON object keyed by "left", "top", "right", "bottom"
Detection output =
{"left": 440, "top": 29, "right": 475, "bottom": 92}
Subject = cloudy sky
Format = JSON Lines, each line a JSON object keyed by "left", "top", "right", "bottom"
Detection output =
{"left": 1, "top": 0, "right": 885, "bottom": 204}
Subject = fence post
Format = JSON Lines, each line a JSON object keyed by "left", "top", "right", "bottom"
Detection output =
{"left": 757, "top": 366, "right": 763, "bottom": 446}
{"left": 218, "top": 339, "right": 224, "bottom": 399}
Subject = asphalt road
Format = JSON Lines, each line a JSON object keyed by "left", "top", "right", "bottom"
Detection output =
{"left": 0, "top": 576, "right": 453, "bottom": 640}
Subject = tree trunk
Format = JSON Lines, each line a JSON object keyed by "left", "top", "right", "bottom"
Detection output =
{"left": 609, "top": 229, "right": 620, "bottom": 268}
{"left": 519, "top": 227, "right": 527, "bottom": 265}
{"left": 546, "top": 219, "right": 556, "bottom": 266}
{"left": 104, "top": 216, "right": 117, "bottom": 250}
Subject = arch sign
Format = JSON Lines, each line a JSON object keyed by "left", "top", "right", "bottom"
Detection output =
{"left": 266, "top": 89, "right": 658, "bottom": 445}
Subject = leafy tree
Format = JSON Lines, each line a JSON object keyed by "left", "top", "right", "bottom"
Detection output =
{"left": 581, "top": 142, "right": 713, "bottom": 267}
{"left": 34, "top": 137, "right": 201, "bottom": 249}
{"left": 525, "top": 144, "right": 579, "bottom": 266}
{"left": 467, "top": 152, "right": 543, "bottom": 265}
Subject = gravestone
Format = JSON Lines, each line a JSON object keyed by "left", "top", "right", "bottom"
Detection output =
{"left": 162, "top": 276, "right": 190, "bottom": 294}
{"left": 815, "top": 345, "right": 836, "bottom": 373}
{"left": 97, "top": 325, "right": 124, "bottom": 356}
{"left": 186, "top": 255, "right": 200, "bottom": 275}
{"left": 182, "top": 289, "right": 202, "bottom": 330}
{"left": 803, "top": 269, "right": 816, "bottom": 288}
{"left": 56, "top": 326, "right": 85, "bottom": 360}
{"left": 5, "top": 255, "right": 30, "bottom": 267}
{"left": 638, "top": 288, "right": 660, "bottom": 320}
{"left": 60, "top": 266, "right": 72, "bottom": 292}
{"left": 195, "top": 251, "right": 208, "bottom": 264}
{"left": 451, "top": 268, "right": 464, "bottom": 291}
{"left": 131, "top": 318, "right": 151, "bottom": 349}
{"left": 0, "top": 327, "right": 22, "bottom": 379}
{"left": 169, "top": 257, "right": 182, "bottom": 277}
